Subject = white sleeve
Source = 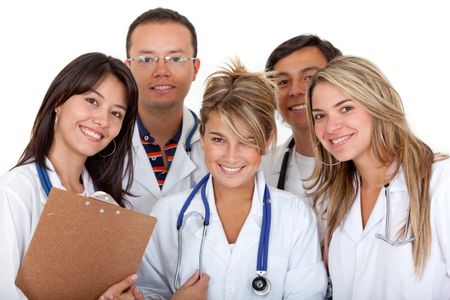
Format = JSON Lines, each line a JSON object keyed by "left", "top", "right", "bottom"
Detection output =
{"left": 136, "top": 201, "right": 176, "bottom": 300}
{"left": 433, "top": 174, "right": 450, "bottom": 277}
{"left": 0, "top": 187, "right": 30, "bottom": 300}
{"left": 283, "top": 202, "right": 328, "bottom": 300}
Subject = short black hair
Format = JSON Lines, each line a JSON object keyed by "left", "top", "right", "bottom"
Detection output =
{"left": 126, "top": 7, "right": 198, "bottom": 58}
{"left": 265, "top": 34, "right": 342, "bottom": 71}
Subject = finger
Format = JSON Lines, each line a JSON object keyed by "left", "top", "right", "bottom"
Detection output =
{"left": 179, "top": 270, "right": 200, "bottom": 288}
{"left": 99, "top": 274, "right": 138, "bottom": 299}
{"left": 132, "top": 287, "right": 144, "bottom": 300}
{"left": 197, "top": 273, "right": 210, "bottom": 288}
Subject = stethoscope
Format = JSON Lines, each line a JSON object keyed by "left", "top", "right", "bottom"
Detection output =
{"left": 375, "top": 183, "right": 415, "bottom": 245}
{"left": 186, "top": 110, "right": 200, "bottom": 188}
{"left": 277, "top": 137, "right": 295, "bottom": 190}
{"left": 174, "top": 173, "right": 273, "bottom": 296}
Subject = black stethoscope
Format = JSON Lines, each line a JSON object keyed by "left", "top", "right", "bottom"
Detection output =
{"left": 277, "top": 137, "right": 295, "bottom": 190}
{"left": 184, "top": 109, "right": 200, "bottom": 157}
{"left": 174, "top": 173, "right": 273, "bottom": 296}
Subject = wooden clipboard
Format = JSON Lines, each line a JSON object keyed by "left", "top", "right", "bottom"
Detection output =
{"left": 15, "top": 188, "right": 156, "bottom": 300}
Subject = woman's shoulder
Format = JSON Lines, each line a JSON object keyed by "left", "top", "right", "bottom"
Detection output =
{"left": 0, "top": 163, "right": 38, "bottom": 191}
{"left": 150, "top": 189, "right": 193, "bottom": 216}
{"left": 268, "top": 186, "right": 313, "bottom": 216}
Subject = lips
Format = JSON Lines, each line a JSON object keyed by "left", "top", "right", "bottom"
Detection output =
{"left": 330, "top": 134, "right": 352, "bottom": 145}
{"left": 288, "top": 104, "right": 306, "bottom": 111}
{"left": 220, "top": 165, "right": 243, "bottom": 174}
{"left": 80, "top": 125, "right": 103, "bottom": 141}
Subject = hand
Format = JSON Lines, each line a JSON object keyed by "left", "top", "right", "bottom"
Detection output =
{"left": 171, "top": 270, "right": 209, "bottom": 300}
{"left": 99, "top": 274, "right": 144, "bottom": 300}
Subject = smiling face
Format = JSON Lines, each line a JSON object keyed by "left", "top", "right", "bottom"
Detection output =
{"left": 200, "top": 111, "right": 263, "bottom": 191}
{"left": 52, "top": 74, "right": 127, "bottom": 160}
{"left": 127, "top": 22, "right": 200, "bottom": 112}
{"left": 311, "top": 81, "right": 373, "bottom": 165}
{"left": 274, "top": 46, "right": 328, "bottom": 131}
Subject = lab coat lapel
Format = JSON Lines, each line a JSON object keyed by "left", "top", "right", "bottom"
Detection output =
{"left": 193, "top": 178, "right": 231, "bottom": 265}
{"left": 162, "top": 109, "right": 198, "bottom": 192}
{"left": 361, "top": 188, "right": 386, "bottom": 238}
{"left": 131, "top": 126, "right": 163, "bottom": 199}
{"left": 228, "top": 175, "right": 263, "bottom": 271}
{"left": 342, "top": 192, "right": 364, "bottom": 243}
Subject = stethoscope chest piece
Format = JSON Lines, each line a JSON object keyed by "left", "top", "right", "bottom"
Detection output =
{"left": 252, "top": 275, "right": 271, "bottom": 296}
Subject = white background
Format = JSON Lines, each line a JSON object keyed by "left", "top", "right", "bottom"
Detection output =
{"left": 1, "top": 0, "right": 449, "bottom": 173}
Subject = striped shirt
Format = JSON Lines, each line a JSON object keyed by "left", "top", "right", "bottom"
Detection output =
{"left": 137, "top": 115, "right": 182, "bottom": 190}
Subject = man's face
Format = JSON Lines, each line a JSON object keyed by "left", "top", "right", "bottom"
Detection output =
{"left": 127, "top": 22, "right": 200, "bottom": 112}
{"left": 274, "top": 46, "right": 327, "bottom": 131}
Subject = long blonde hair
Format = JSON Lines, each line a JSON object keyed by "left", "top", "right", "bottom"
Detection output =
{"left": 305, "top": 55, "right": 444, "bottom": 277}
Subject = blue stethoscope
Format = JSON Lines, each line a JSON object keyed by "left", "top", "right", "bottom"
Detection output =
{"left": 174, "top": 173, "right": 273, "bottom": 296}
{"left": 36, "top": 162, "right": 54, "bottom": 196}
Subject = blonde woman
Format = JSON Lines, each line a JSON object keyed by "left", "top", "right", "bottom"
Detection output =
{"left": 137, "top": 60, "right": 327, "bottom": 299}
{"left": 306, "top": 55, "right": 450, "bottom": 299}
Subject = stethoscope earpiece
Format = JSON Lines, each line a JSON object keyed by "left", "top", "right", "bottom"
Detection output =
{"left": 252, "top": 275, "right": 271, "bottom": 296}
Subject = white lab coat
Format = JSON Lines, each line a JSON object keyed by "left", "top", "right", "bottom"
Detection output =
{"left": 137, "top": 171, "right": 327, "bottom": 300}
{"left": 329, "top": 159, "right": 450, "bottom": 300}
{"left": 262, "top": 136, "right": 326, "bottom": 240}
{"left": 125, "top": 107, "right": 208, "bottom": 214}
{"left": 262, "top": 136, "right": 315, "bottom": 202}
{"left": 0, "top": 160, "right": 95, "bottom": 299}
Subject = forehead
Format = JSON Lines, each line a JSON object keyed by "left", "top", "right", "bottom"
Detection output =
{"left": 129, "top": 22, "right": 194, "bottom": 55}
{"left": 311, "top": 81, "right": 349, "bottom": 107}
{"left": 205, "top": 111, "right": 252, "bottom": 135}
{"left": 274, "top": 46, "right": 328, "bottom": 75}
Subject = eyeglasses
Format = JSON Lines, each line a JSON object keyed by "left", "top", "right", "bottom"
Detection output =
{"left": 127, "top": 55, "right": 197, "bottom": 69}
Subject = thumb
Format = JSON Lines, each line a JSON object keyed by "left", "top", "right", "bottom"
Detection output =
{"left": 180, "top": 270, "right": 200, "bottom": 288}
{"left": 197, "top": 273, "right": 210, "bottom": 287}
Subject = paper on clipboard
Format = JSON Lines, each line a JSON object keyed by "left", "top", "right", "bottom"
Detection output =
{"left": 15, "top": 188, "right": 156, "bottom": 300}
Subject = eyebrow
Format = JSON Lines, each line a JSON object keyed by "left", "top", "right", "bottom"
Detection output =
{"left": 89, "top": 90, "right": 127, "bottom": 111}
{"left": 312, "top": 99, "right": 352, "bottom": 112}
{"left": 276, "top": 66, "right": 321, "bottom": 77}
{"left": 138, "top": 49, "right": 185, "bottom": 55}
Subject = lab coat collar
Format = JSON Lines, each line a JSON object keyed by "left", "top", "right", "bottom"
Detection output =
{"left": 341, "top": 166, "right": 408, "bottom": 242}
{"left": 39, "top": 158, "right": 95, "bottom": 205}
{"left": 188, "top": 171, "right": 266, "bottom": 266}
{"left": 131, "top": 107, "right": 199, "bottom": 198}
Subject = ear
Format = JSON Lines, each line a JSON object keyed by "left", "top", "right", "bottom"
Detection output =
{"left": 124, "top": 59, "right": 131, "bottom": 69}
{"left": 192, "top": 58, "right": 201, "bottom": 81}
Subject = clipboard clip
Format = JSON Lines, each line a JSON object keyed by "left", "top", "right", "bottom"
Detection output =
{"left": 89, "top": 191, "right": 119, "bottom": 206}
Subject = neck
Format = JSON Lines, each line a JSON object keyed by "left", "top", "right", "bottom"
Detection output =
{"left": 292, "top": 127, "right": 314, "bottom": 157}
{"left": 213, "top": 178, "right": 254, "bottom": 205}
{"left": 48, "top": 144, "right": 86, "bottom": 194}
{"left": 354, "top": 154, "right": 390, "bottom": 189}
{"left": 139, "top": 104, "right": 183, "bottom": 146}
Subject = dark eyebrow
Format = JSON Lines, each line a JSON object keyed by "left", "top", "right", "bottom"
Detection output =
{"left": 276, "top": 66, "right": 321, "bottom": 77}
{"left": 312, "top": 99, "right": 352, "bottom": 112}
{"left": 208, "top": 131, "right": 224, "bottom": 137}
{"left": 88, "top": 90, "right": 127, "bottom": 112}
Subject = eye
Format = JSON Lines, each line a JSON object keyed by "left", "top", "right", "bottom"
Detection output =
{"left": 85, "top": 98, "right": 98, "bottom": 105}
{"left": 167, "top": 56, "right": 185, "bottom": 63}
{"left": 313, "top": 113, "right": 325, "bottom": 121}
{"left": 277, "top": 79, "right": 289, "bottom": 88}
{"left": 138, "top": 56, "right": 157, "bottom": 63}
{"left": 112, "top": 111, "right": 123, "bottom": 119}
{"left": 341, "top": 106, "right": 354, "bottom": 113}
{"left": 211, "top": 137, "right": 223, "bottom": 143}
{"left": 304, "top": 75, "right": 313, "bottom": 82}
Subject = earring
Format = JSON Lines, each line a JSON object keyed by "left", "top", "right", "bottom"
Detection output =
{"left": 99, "top": 139, "right": 116, "bottom": 158}
{"left": 316, "top": 141, "right": 341, "bottom": 167}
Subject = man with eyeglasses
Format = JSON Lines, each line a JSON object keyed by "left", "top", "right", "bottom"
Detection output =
{"left": 124, "top": 8, "right": 207, "bottom": 214}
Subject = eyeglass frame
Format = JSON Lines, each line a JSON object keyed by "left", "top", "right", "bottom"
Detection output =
{"left": 126, "top": 55, "right": 198, "bottom": 67}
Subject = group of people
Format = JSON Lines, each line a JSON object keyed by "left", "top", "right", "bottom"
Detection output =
{"left": 1, "top": 6, "right": 449, "bottom": 300}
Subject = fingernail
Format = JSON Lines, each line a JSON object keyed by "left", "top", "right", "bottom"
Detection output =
{"left": 131, "top": 274, "right": 138, "bottom": 281}
{"left": 99, "top": 297, "right": 104, "bottom": 300}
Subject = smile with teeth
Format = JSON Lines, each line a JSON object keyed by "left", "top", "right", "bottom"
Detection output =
{"left": 289, "top": 104, "right": 306, "bottom": 111}
{"left": 152, "top": 85, "right": 172, "bottom": 90}
{"left": 221, "top": 165, "right": 243, "bottom": 174}
{"left": 80, "top": 126, "right": 102, "bottom": 141}
{"left": 331, "top": 134, "right": 352, "bottom": 145}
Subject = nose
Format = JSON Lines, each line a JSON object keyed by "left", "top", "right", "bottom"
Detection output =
{"left": 325, "top": 113, "right": 342, "bottom": 133}
{"left": 152, "top": 58, "right": 171, "bottom": 77}
{"left": 93, "top": 108, "right": 109, "bottom": 128}
{"left": 224, "top": 143, "right": 240, "bottom": 164}
{"left": 288, "top": 78, "right": 306, "bottom": 98}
